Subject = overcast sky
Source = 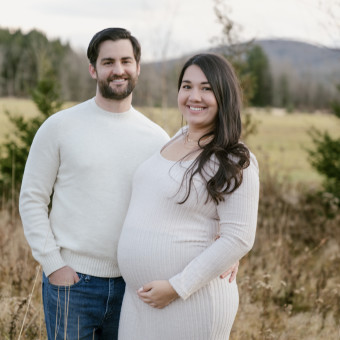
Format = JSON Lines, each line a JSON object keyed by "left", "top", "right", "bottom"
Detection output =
{"left": 2, "top": 0, "right": 340, "bottom": 61}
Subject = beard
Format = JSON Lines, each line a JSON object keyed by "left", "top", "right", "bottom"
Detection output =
{"left": 98, "top": 74, "right": 138, "bottom": 100}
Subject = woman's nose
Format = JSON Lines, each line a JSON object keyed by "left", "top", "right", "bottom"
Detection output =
{"left": 189, "top": 88, "right": 201, "bottom": 101}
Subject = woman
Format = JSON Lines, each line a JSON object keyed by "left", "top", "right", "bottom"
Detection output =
{"left": 117, "top": 53, "right": 259, "bottom": 339}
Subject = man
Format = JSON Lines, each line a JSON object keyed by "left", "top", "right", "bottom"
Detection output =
{"left": 19, "top": 28, "right": 170, "bottom": 340}
{"left": 20, "top": 28, "right": 238, "bottom": 340}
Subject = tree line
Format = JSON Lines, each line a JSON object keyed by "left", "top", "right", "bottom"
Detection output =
{"left": 0, "top": 27, "right": 338, "bottom": 111}
{"left": 0, "top": 28, "right": 93, "bottom": 102}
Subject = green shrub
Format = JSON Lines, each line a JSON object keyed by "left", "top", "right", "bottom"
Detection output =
{"left": 308, "top": 85, "right": 340, "bottom": 204}
{"left": 0, "top": 70, "right": 62, "bottom": 205}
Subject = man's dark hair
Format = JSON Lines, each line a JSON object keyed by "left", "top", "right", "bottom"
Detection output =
{"left": 87, "top": 28, "right": 141, "bottom": 67}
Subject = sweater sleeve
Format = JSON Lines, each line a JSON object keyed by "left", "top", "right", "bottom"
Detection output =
{"left": 19, "top": 116, "right": 66, "bottom": 276}
{"left": 169, "top": 156, "right": 259, "bottom": 300}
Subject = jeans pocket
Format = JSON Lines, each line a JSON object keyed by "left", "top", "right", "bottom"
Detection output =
{"left": 47, "top": 272, "right": 85, "bottom": 289}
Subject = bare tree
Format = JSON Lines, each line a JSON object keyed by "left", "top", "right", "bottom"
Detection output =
{"left": 159, "top": 3, "right": 180, "bottom": 131}
{"left": 317, "top": 0, "right": 340, "bottom": 47}
{"left": 212, "top": 0, "right": 258, "bottom": 140}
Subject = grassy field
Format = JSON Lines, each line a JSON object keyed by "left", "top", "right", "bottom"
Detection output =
{"left": 0, "top": 97, "right": 340, "bottom": 339}
{"left": 1, "top": 97, "right": 339, "bottom": 184}
{"left": 245, "top": 107, "right": 340, "bottom": 183}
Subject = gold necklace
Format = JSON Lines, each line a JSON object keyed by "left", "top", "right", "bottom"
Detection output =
{"left": 185, "top": 132, "right": 213, "bottom": 144}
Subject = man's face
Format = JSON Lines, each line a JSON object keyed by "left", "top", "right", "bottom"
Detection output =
{"left": 90, "top": 39, "right": 140, "bottom": 100}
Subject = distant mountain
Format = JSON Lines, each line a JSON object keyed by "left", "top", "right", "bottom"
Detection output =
{"left": 255, "top": 39, "right": 340, "bottom": 80}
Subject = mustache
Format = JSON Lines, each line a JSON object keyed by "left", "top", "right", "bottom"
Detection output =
{"left": 108, "top": 75, "right": 130, "bottom": 81}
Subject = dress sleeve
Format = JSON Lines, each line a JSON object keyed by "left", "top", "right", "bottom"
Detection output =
{"left": 169, "top": 155, "right": 260, "bottom": 300}
{"left": 19, "top": 116, "right": 66, "bottom": 276}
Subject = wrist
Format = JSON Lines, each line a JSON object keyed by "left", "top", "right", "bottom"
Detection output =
{"left": 168, "top": 281, "right": 179, "bottom": 299}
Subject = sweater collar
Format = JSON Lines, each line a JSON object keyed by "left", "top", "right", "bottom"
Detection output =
{"left": 90, "top": 98, "right": 135, "bottom": 118}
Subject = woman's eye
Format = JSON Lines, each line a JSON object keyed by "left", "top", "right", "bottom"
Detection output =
{"left": 202, "top": 87, "right": 212, "bottom": 91}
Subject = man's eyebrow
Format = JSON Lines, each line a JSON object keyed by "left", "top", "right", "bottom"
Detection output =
{"left": 100, "top": 56, "right": 134, "bottom": 62}
{"left": 101, "top": 57, "right": 114, "bottom": 62}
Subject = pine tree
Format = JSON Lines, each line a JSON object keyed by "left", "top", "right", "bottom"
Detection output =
{"left": 246, "top": 45, "right": 273, "bottom": 107}
{"left": 0, "top": 69, "right": 62, "bottom": 204}
{"left": 308, "top": 85, "right": 340, "bottom": 204}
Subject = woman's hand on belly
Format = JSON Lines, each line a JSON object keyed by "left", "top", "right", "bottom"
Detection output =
{"left": 137, "top": 280, "right": 179, "bottom": 309}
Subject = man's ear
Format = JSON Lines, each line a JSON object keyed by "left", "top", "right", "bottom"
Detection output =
{"left": 137, "top": 62, "right": 141, "bottom": 76}
{"left": 89, "top": 63, "right": 97, "bottom": 80}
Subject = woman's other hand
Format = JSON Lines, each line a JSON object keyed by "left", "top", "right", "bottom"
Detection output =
{"left": 137, "top": 280, "right": 179, "bottom": 309}
{"left": 219, "top": 261, "right": 239, "bottom": 283}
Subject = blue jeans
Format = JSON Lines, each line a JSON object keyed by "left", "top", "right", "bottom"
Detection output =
{"left": 42, "top": 272, "right": 125, "bottom": 340}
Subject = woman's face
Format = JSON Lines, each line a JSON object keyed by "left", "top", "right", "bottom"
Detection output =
{"left": 178, "top": 64, "right": 218, "bottom": 133}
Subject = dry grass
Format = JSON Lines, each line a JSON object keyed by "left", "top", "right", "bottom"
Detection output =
{"left": 0, "top": 209, "right": 45, "bottom": 339}
{"left": 230, "top": 172, "right": 340, "bottom": 339}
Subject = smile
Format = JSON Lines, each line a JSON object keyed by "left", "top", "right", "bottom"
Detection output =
{"left": 111, "top": 79, "right": 126, "bottom": 83}
{"left": 189, "top": 106, "right": 205, "bottom": 111}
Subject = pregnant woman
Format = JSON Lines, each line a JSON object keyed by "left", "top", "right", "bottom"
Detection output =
{"left": 117, "top": 53, "right": 259, "bottom": 340}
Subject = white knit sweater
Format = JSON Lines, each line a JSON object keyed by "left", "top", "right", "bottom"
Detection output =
{"left": 19, "top": 98, "right": 169, "bottom": 277}
{"left": 117, "top": 146, "right": 259, "bottom": 339}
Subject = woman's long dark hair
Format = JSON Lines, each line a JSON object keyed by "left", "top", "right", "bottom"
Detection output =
{"left": 177, "top": 53, "right": 250, "bottom": 204}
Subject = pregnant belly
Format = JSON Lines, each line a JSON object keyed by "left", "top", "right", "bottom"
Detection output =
{"left": 117, "top": 227, "right": 207, "bottom": 291}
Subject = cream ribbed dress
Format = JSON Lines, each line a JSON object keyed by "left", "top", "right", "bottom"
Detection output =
{"left": 117, "top": 150, "right": 259, "bottom": 340}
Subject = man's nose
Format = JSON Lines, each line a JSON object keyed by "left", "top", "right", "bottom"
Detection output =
{"left": 112, "top": 62, "right": 124, "bottom": 75}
